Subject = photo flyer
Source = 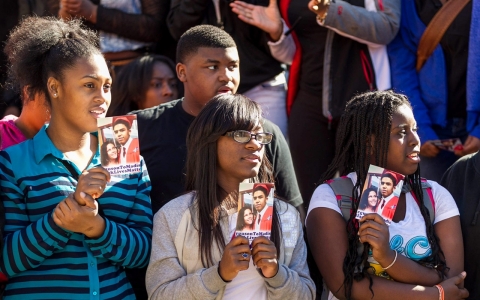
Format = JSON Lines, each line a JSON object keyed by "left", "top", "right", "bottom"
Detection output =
{"left": 355, "top": 165, "right": 405, "bottom": 226}
{"left": 430, "top": 138, "right": 463, "bottom": 152}
{"left": 97, "top": 115, "right": 140, "bottom": 176}
{"left": 235, "top": 183, "right": 275, "bottom": 243}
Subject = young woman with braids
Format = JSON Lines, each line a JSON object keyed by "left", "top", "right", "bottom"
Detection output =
{"left": 146, "top": 93, "right": 315, "bottom": 299}
{"left": 306, "top": 91, "right": 468, "bottom": 300}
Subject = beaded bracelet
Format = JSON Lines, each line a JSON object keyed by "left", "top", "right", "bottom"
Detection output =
{"left": 382, "top": 250, "right": 398, "bottom": 270}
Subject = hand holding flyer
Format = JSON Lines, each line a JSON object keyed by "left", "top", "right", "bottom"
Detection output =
{"left": 97, "top": 115, "right": 141, "bottom": 176}
{"left": 235, "top": 183, "right": 275, "bottom": 243}
{"left": 430, "top": 138, "right": 463, "bottom": 152}
{"left": 355, "top": 165, "right": 405, "bottom": 226}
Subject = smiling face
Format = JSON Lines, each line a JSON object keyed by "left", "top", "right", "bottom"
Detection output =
{"left": 253, "top": 190, "right": 268, "bottom": 213}
{"left": 113, "top": 123, "right": 131, "bottom": 146}
{"left": 49, "top": 54, "right": 111, "bottom": 133}
{"left": 243, "top": 208, "right": 254, "bottom": 225}
{"left": 216, "top": 125, "right": 264, "bottom": 189}
{"left": 106, "top": 143, "right": 118, "bottom": 160}
{"left": 367, "top": 190, "right": 378, "bottom": 207}
{"left": 380, "top": 177, "right": 395, "bottom": 198}
{"left": 178, "top": 47, "right": 239, "bottom": 107}
{"left": 386, "top": 104, "right": 421, "bottom": 176}
{"left": 142, "top": 61, "right": 178, "bottom": 109}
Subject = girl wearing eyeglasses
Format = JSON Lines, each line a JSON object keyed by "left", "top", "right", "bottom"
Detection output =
{"left": 146, "top": 93, "right": 315, "bottom": 299}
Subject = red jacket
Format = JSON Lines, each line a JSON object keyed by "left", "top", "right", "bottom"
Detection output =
{"left": 257, "top": 206, "right": 274, "bottom": 231}
{"left": 122, "top": 138, "right": 140, "bottom": 164}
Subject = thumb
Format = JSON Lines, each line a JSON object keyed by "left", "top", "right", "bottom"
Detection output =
{"left": 454, "top": 271, "right": 467, "bottom": 286}
{"left": 269, "top": 0, "right": 277, "bottom": 8}
{"left": 79, "top": 191, "right": 96, "bottom": 209}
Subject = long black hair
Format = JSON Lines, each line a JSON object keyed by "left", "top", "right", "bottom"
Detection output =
{"left": 185, "top": 93, "right": 279, "bottom": 267}
{"left": 236, "top": 206, "right": 254, "bottom": 231}
{"left": 100, "top": 139, "right": 118, "bottom": 166}
{"left": 319, "top": 90, "right": 447, "bottom": 299}
{"left": 358, "top": 187, "right": 378, "bottom": 211}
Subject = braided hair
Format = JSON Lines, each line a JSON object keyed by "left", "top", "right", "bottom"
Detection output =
{"left": 319, "top": 91, "right": 447, "bottom": 299}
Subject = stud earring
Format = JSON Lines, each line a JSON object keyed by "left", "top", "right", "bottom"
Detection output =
{"left": 53, "top": 93, "right": 57, "bottom": 98}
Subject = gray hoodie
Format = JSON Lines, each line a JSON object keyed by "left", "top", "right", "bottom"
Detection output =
{"left": 146, "top": 191, "right": 315, "bottom": 299}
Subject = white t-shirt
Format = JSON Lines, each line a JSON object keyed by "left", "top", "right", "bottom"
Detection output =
{"left": 223, "top": 213, "right": 268, "bottom": 300}
{"left": 307, "top": 172, "right": 459, "bottom": 300}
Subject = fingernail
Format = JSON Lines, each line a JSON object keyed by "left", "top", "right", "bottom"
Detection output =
{"left": 461, "top": 271, "right": 466, "bottom": 277}
{"left": 80, "top": 192, "right": 86, "bottom": 198}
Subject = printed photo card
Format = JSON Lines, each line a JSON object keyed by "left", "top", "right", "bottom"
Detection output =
{"left": 355, "top": 165, "right": 405, "bottom": 226}
{"left": 430, "top": 138, "right": 463, "bottom": 152}
{"left": 97, "top": 115, "right": 140, "bottom": 176}
{"left": 235, "top": 183, "right": 275, "bottom": 243}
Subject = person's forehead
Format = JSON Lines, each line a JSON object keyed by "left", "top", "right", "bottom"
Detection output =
{"left": 190, "top": 47, "right": 239, "bottom": 62}
{"left": 113, "top": 123, "right": 128, "bottom": 130}
{"left": 381, "top": 177, "right": 393, "bottom": 183}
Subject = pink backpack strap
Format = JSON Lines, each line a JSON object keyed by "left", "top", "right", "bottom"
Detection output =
{"left": 325, "top": 176, "right": 354, "bottom": 222}
{"left": 409, "top": 179, "right": 435, "bottom": 223}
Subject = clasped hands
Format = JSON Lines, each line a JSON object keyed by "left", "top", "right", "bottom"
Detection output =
{"left": 52, "top": 167, "right": 110, "bottom": 238}
{"left": 218, "top": 236, "right": 279, "bottom": 281}
{"left": 358, "top": 214, "right": 469, "bottom": 299}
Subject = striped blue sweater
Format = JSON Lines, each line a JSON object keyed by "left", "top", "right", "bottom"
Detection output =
{"left": 0, "top": 127, "right": 153, "bottom": 299}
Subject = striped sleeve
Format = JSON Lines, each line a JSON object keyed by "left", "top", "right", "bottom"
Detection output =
{"left": 84, "top": 158, "right": 153, "bottom": 268}
{"left": 0, "top": 152, "right": 72, "bottom": 278}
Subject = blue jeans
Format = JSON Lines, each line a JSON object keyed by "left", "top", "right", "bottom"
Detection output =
{"left": 420, "top": 118, "right": 468, "bottom": 182}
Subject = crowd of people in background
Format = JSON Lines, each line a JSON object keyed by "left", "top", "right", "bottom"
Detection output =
{"left": 0, "top": 0, "right": 478, "bottom": 299}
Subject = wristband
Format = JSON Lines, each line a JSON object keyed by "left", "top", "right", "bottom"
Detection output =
{"left": 435, "top": 284, "right": 444, "bottom": 300}
{"left": 381, "top": 250, "right": 398, "bottom": 270}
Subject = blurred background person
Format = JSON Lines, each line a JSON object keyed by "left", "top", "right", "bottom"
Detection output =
{"left": 231, "top": 0, "right": 400, "bottom": 209}
{"left": 168, "top": 0, "right": 294, "bottom": 136}
{"left": 56, "top": 0, "right": 177, "bottom": 64}
{"left": 389, "top": 0, "right": 477, "bottom": 182}
{"left": 107, "top": 54, "right": 182, "bottom": 116}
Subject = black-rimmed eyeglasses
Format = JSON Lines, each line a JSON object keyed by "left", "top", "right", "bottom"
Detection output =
{"left": 224, "top": 130, "right": 274, "bottom": 145}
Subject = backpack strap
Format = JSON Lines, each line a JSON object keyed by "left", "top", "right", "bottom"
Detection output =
{"left": 326, "top": 176, "right": 354, "bottom": 222}
{"left": 404, "top": 179, "right": 435, "bottom": 224}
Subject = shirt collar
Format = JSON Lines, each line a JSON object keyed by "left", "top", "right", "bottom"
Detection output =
{"left": 33, "top": 125, "right": 65, "bottom": 164}
{"left": 33, "top": 125, "right": 101, "bottom": 166}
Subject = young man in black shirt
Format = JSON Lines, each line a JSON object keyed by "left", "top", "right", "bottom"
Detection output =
{"left": 131, "top": 25, "right": 303, "bottom": 215}
{"left": 128, "top": 25, "right": 303, "bottom": 300}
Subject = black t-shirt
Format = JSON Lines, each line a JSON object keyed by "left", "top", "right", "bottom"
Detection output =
{"left": 132, "top": 99, "right": 302, "bottom": 214}
{"left": 287, "top": 0, "right": 328, "bottom": 97}
{"left": 440, "top": 152, "right": 480, "bottom": 300}
{"left": 415, "top": 0, "right": 472, "bottom": 119}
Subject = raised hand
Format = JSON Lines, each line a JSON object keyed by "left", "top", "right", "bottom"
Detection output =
{"left": 420, "top": 141, "right": 440, "bottom": 157}
{"left": 307, "top": 0, "right": 329, "bottom": 19}
{"left": 230, "top": 0, "right": 283, "bottom": 41}
{"left": 74, "top": 166, "right": 110, "bottom": 208}
{"left": 251, "top": 236, "right": 278, "bottom": 278}
{"left": 219, "top": 236, "right": 251, "bottom": 281}
{"left": 358, "top": 213, "right": 392, "bottom": 266}
{"left": 455, "top": 135, "right": 480, "bottom": 157}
